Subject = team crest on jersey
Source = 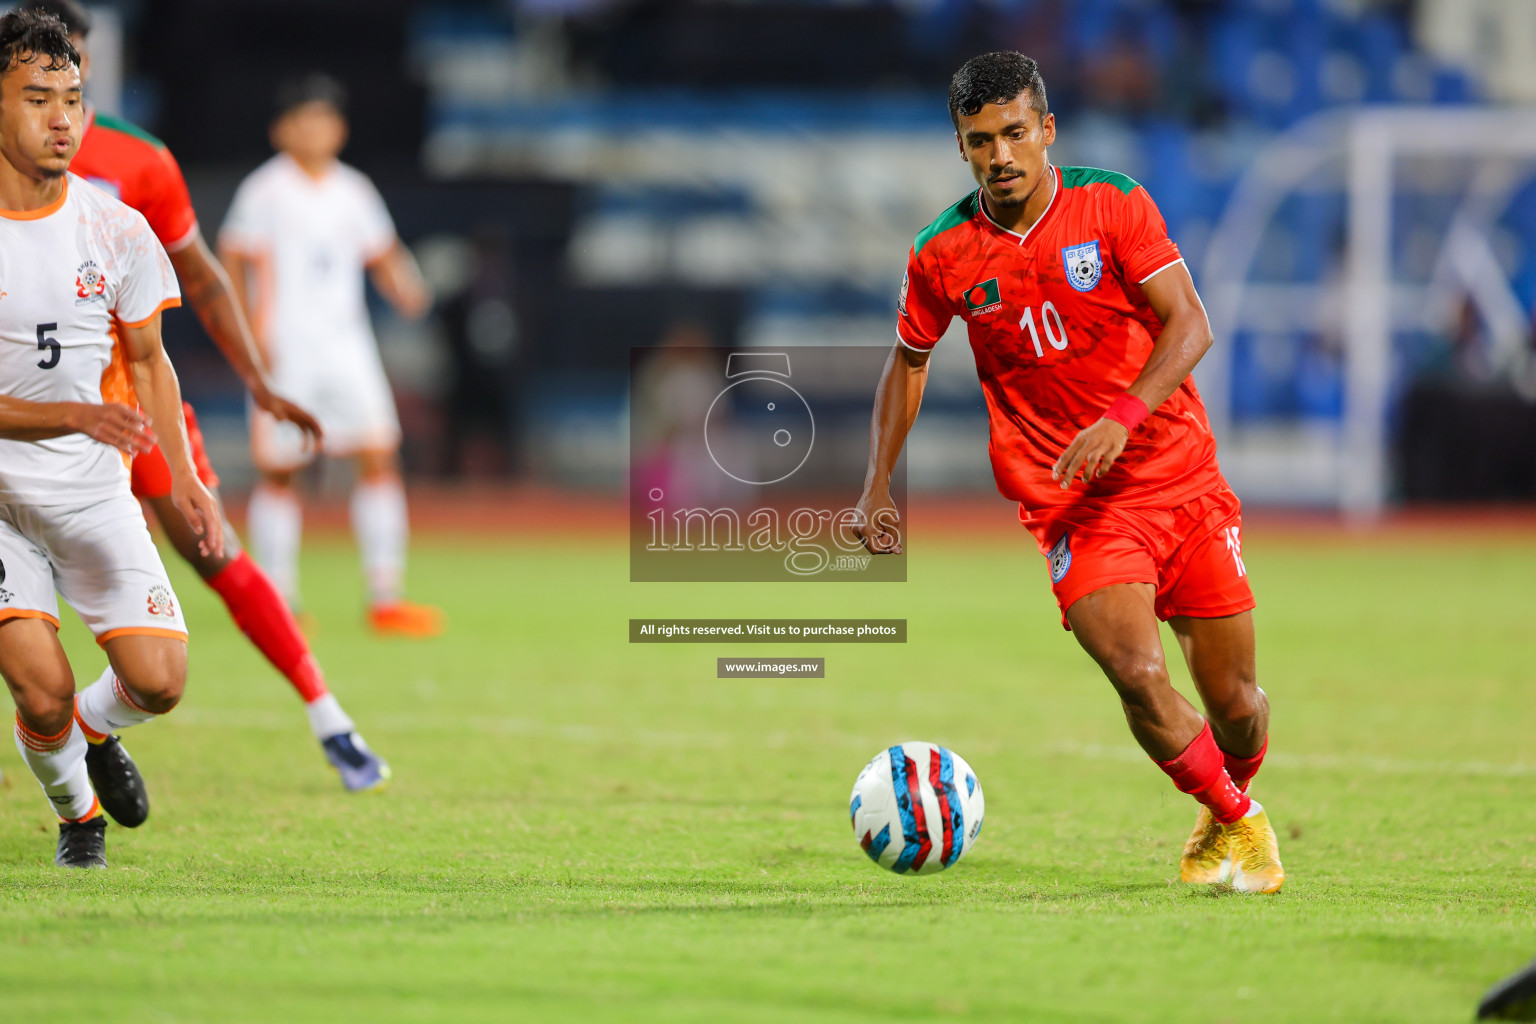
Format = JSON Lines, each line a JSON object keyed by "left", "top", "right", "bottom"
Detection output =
{"left": 74, "top": 260, "right": 107, "bottom": 305}
{"left": 146, "top": 585, "right": 176, "bottom": 618}
{"left": 963, "top": 277, "right": 1003, "bottom": 316}
{"left": 1049, "top": 531, "right": 1072, "bottom": 583}
{"left": 1061, "top": 240, "right": 1103, "bottom": 292}
{"left": 898, "top": 270, "right": 910, "bottom": 316}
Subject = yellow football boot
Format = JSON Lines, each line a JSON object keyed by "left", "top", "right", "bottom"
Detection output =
{"left": 1220, "top": 802, "right": 1285, "bottom": 894}
{"left": 1179, "top": 805, "right": 1228, "bottom": 884}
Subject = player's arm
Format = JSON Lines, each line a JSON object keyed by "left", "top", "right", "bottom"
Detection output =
{"left": 0, "top": 396, "right": 154, "bottom": 452}
{"left": 852, "top": 342, "right": 931, "bottom": 555}
{"left": 174, "top": 232, "right": 322, "bottom": 442}
{"left": 366, "top": 241, "right": 431, "bottom": 321}
{"left": 1052, "top": 262, "right": 1214, "bottom": 487}
{"left": 120, "top": 311, "right": 224, "bottom": 558}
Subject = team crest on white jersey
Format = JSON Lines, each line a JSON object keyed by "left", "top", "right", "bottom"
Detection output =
{"left": 1062, "top": 240, "right": 1103, "bottom": 293}
{"left": 74, "top": 260, "right": 107, "bottom": 305}
{"left": 1049, "top": 531, "right": 1072, "bottom": 583}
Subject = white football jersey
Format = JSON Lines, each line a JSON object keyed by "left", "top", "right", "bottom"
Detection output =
{"left": 0, "top": 175, "right": 180, "bottom": 505}
{"left": 218, "top": 154, "right": 397, "bottom": 374}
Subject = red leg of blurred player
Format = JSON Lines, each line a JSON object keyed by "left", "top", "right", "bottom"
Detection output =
{"left": 146, "top": 490, "right": 389, "bottom": 789}
{"left": 145, "top": 493, "right": 344, "bottom": 731}
{"left": 206, "top": 551, "right": 327, "bottom": 703}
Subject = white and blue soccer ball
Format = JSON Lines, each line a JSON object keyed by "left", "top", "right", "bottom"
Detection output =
{"left": 849, "top": 741, "right": 984, "bottom": 874}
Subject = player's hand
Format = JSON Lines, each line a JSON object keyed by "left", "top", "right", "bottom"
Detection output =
{"left": 71, "top": 402, "right": 157, "bottom": 455}
{"left": 1052, "top": 418, "right": 1130, "bottom": 489}
{"left": 171, "top": 476, "right": 225, "bottom": 560}
{"left": 849, "top": 488, "right": 903, "bottom": 555}
{"left": 252, "top": 386, "right": 324, "bottom": 449}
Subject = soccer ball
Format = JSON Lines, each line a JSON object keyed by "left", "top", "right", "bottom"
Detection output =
{"left": 849, "top": 741, "right": 984, "bottom": 874}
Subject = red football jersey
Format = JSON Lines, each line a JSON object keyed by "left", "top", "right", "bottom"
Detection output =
{"left": 71, "top": 107, "right": 199, "bottom": 253}
{"left": 898, "top": 164, "right": 1224, "bottom": 513}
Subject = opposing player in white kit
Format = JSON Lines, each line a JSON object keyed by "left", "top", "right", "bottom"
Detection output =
{"left": 0, "top": 11, "right": 222, "bottom": 867}
{"left": 219, "top": 75, "right": 442, "bottom": 636}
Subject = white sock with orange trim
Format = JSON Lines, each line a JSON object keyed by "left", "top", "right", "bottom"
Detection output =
{"left": 14, "top": 714, "right": 99, "bottom": 822}
{"left": 350, "top": 477, "right": 407, "bottom": 606}
{"left": 75, "top": 667, "right": 159, "bottom": 736}
{"left": 248, "top": 482, "right": 303, "bottom": 607}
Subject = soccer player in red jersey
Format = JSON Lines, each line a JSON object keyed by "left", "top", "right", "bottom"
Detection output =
{"left": 853, "top": 52, "right": 1282, "bottom": 892}
{"left": 24, "top": 0, "right": 390, "bottom": 795}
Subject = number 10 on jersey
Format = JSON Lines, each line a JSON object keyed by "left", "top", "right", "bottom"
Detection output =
{"left": 1019, "top": 302, "right": 1069, "bottom": 358}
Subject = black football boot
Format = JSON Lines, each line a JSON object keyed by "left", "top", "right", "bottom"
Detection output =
{"left": 55, "top": 815, "right": 108, "bottom": 869}
{"left": 84, "top": 734, "right": 149, "bottom": 827}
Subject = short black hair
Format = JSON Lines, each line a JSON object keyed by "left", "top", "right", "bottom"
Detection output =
{"left": 948, "top": 51, "right": 1049, "bottom": 131}
{"left": 0, "top": 8, "right": 79, "bottom": 76}
{"left": 18, "top": 1, "right": 91, "bottom": 38}
{"left": 274, "top": 73, "right": 347, "bottom": 120}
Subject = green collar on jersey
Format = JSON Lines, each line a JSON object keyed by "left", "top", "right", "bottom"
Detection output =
{"left": 1058, "top": 165, "right": 1138, "bottom": 194}
{"left": 92, "top": 111, "right": 167, "bottom": 150}
{"left": 912, "top": 190, "right": 979, "bottom": 256}
{"left": 911, "top": 165, "right": 1140, "bottom": 256}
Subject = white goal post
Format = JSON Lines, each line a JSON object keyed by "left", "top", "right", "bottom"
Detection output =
{"left": 1198, "top": 107, "right": 1536, "bottom": 519}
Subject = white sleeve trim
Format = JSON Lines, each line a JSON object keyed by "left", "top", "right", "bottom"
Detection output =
{"left": 164, "top": 221, "right": 201, "bottom": 254}
{"left": 896, "top": 334, "right": 936, "bottom": 354}
{"left": 1137, "top": 257, "right": 1185, "bottom": 285}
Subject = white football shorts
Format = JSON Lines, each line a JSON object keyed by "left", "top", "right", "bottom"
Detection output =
{"left": 250, "top": 347, "right": 401, "bottom": 470}
{"left": 0, "top": 492, "right": 187, "bottom": 643}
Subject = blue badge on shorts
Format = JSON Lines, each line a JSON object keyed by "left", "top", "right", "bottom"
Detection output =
{"left": 1049, "top": 531, "right": 1072, "bottom": 583}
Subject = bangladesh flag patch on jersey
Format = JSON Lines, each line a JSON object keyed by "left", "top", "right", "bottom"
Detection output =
{"left": 963, "top": 277, "right": 1003, "bottom": 315}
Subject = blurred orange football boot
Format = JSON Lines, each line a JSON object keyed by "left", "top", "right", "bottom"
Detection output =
{"left": 367, "top": 601, "right": 446, "bottom": 637}
{"left": 1220, "top": 802, "right": 1285, "bottom": 894}
{"left": 1180, "top": 805, "right": 1228, "bottom": 884}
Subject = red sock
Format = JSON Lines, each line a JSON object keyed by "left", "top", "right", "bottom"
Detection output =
{"left": 207, "top": 552, "right": 329, "bottom": 703}
{"left": 1223, "top": 738, "right": 1268, "bottom": 793}
{"left": 1154, "top": 722, "right": 1252, "bottom": 824}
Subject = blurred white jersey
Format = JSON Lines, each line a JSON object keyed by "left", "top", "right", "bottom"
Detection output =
{"left": 218, "top": 153, "right": 396, "bottom": 374}
{"left": 0, "top": 174, "right": 180, "bottom": 505}
{"left": 219, "top": 154, "right": 402, "bottom": 466}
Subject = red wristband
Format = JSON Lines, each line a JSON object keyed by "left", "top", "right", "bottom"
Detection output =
{"left": 1102, "top": 393, "right": 1150, "bottom": 432}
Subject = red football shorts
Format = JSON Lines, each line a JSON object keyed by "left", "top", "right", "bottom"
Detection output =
{"left": 1021, "top": 484, "right": 1255, "bottom": 629}
{"left": 130, "top": 402, "right": 220, "bottom": 500}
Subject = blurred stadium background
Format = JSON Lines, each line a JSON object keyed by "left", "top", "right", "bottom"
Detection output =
{"left": 63, "top": 0, "right": 1536, "bottom": 518}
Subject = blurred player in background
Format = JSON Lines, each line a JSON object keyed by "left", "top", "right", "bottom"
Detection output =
{"left": 854, "top": 52, "right": 1282, "bottom": 892}
{"left": 25, "top": 0, "right": 390, "bottom": 792}
{"left": 218, "top": 74, "right": 443, "bottom": 638}
{"left": 0, "top": 9, "right": 222, "bottom": 865}
{"left": 221, "top": 74, "right": 445, "bottom": 632}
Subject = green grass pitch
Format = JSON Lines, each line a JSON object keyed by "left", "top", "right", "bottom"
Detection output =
{"left": 2, "top": 523, "right": 1534, "bottom": 1022}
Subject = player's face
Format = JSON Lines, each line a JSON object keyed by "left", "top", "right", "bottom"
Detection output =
{"left": 955, "top": 94, "right": 1055, "bottom": 209}
{"left": 0, "top": 55, "right": 82, "bottom": 181}
{"left": 272, "top": 102, "right": 348, "bottom": 164}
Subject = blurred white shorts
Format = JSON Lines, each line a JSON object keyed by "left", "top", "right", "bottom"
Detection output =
{"left": 250, "top": 351, "right": 401, "bottom": 470}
